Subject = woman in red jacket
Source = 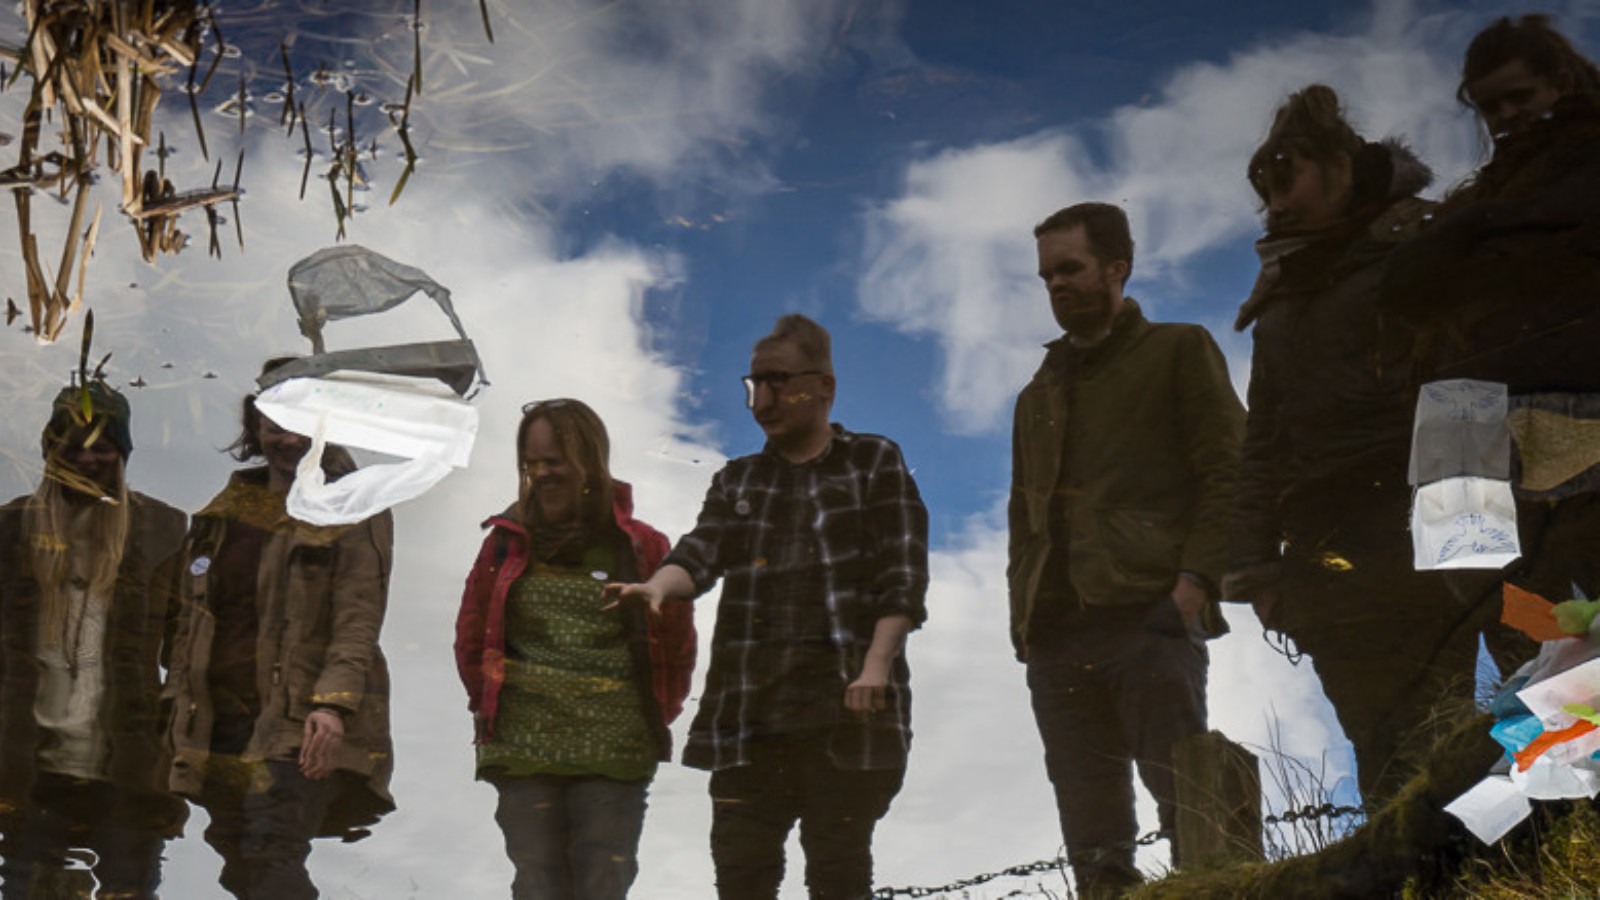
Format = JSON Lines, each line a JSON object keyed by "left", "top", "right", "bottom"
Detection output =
{"left": 455, "top": 398, "right": 695, "bottom": 900}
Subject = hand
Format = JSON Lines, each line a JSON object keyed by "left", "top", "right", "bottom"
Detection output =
{"left": 299, "top": 708, "right": 345, "bottom": 780}
{"left": 844, "top": 655, "right": 893, "bottom": 714}
{"left": 1249, "top": 585, "right": 1281, "bottom": 625}
{"left": 601, "top": 582, "right": 663, "bottom": 616}
{"left": 1171, "top": 576, "right": 1206, "bottom": 633}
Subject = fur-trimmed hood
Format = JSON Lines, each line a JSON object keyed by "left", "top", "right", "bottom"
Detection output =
{"left": 1235, "top": 138, "right": 1434, "bottom": 331}
{"left": 1351, "top": 137, "right": 1433, "bottom": 208}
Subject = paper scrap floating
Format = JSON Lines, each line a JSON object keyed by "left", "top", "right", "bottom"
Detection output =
{"left": 1408, "top": 379, "right": 1519, "bottom": 570}
{"left": 255, "top": 246, "right": 485, "bottom": 525}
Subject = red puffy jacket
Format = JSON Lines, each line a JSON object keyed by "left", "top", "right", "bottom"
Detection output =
{"left": 454, "top": 482, "right": 696, "bottom": 759}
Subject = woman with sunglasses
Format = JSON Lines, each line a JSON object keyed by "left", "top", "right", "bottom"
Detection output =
{"left": 455, "top": 399, "right": 695, "bottom": 899}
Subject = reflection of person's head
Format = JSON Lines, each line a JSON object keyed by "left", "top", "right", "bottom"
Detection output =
{"left": 1249, "top": 85, "right": 1361, "bottom": 235}
{"left": 28, "top": 382, "right": 134, "bottom": 626}
{"left": 747, "top": 314, "right": 837, "bottom": 452}
{"left": 1032, "top": 202, "right": 1131, "bottom": 345}
{"left": 227, "top": 357, "right": 314, "bottom": 489}
{"left": 516, "top": 398, "right": 614, "bottom": 532}
{"left": 1459, "top": 14, "right": 1600, "bottom": 143}
{"left": 40, "top": 381, "right": 133, "bottom": 503}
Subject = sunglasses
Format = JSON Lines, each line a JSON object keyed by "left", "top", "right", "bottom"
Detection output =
{"left": 521, "top": 398, "right": 579, "bottom": 414}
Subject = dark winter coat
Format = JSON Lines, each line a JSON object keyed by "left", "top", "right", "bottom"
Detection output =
{"left": 0, "top": 492, "right": 189, "bottom": 837}
{"left": 1381, "top": 94, "right": 1600, "bottom": 392}
{"left": 1232, "top": 139, "right": 1436, "bottom": 566}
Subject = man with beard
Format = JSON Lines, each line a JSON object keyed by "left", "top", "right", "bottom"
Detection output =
{"left": 0, "top": 381, "right": 187, "bottom": 899}
{"left": 1009, "top": 202, "right": 1243, "bottom": 898}
{"left": 1382, "top": 15, "right": 1600, "bottom": 621}
{"left": 1226, "top": 85, "right": 1479, "bottom": 805}
{"left": 606, "top": 314, "right": 928, "bottom": 899}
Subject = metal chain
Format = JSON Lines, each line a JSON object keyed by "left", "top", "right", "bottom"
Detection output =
{"left": 870, "top": 830, "right": 1165, "bottom": 898}
{"left": 1263, "top": 801, "right": 1364, "bottom": 826}
{"left": 871, "top": 802, "right": 1363, "bottom": 898}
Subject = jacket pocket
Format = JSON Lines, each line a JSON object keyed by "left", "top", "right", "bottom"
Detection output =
{"left": 1070, "top": 506, "right": 1184, "bottom": 601}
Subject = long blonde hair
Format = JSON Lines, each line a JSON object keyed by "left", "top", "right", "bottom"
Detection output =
{"left": 24, "top": 456, "right": 130, "bottom": 650}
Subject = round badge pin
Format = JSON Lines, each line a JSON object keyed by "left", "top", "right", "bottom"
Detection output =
{"left": 189, "top": 556, "right": 212, "bottom": 577}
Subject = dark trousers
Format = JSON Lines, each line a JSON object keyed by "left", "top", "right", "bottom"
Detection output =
{"left": 492, "top": 774, "right": 649, "bottom": 900}
{"left": 1276, "top": 546, "right": 1479, "bottom": 805}
{"left": 1026, "top": 602, "right": 1207, "bottom": 899}
{"left": 197, "top": 757, "right": 347, "bottom": 900}
{"left": 0, "top": 773, "right": 164, "bottom": 900}
{"left": 708, "top": 734, "right": 904, "bottom": 900}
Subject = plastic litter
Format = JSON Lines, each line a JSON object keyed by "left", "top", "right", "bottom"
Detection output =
{"left": 256, "top": 370, "right": 478, "bottom": 526}
{"left": 259, "top": 245, "right": 487, "bottom": 397}
{"left": 252, "top": 246, "right": 485, "bottom": 525}
{"left": 1448, "top": 586, "right": 1600, "bottom": 843}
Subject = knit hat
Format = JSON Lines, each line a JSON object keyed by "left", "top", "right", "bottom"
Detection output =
{"left": 41, "top": 382, "right": 134, "bottom": 460}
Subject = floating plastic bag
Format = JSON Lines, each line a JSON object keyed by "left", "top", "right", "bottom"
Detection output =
{"left": 1411, "top": 477, "right": 1521, "bottom": 570}
{"left": 256, "top": 371, "right": 478, "bottom": 526}
{"left": 258, "top": 245, "right": 487, "bottom": 397}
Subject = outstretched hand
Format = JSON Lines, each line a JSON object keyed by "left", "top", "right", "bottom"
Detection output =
{"left": 601, "top": 581, "right": 663, "bottom": 615}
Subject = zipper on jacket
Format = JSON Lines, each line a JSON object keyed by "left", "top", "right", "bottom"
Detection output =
{"left": 272, "top": 662, "right": 282, "bottom": 686}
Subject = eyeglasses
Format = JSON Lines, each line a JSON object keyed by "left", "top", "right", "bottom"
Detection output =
{"left": 741, "top": 370, "right": 825, "bottom": 409}
{"left": 522, "top": 398, "right": 578, "bottom": 415}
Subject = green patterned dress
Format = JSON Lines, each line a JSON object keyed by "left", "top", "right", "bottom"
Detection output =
{"left": 476, "top": 545, "right": 657, "bottom": 782}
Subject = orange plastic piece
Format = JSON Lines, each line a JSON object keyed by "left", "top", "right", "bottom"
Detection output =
{"left": 1502, "top": 583, "right": 1569, "bottom": 643}
{"left": 1513, "top": 720, "right": 1598, "bottom": 772}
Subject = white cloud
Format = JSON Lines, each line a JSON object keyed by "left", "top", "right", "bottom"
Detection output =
{"left": 854, "top": 0, "right": 1535, "bottom": 434}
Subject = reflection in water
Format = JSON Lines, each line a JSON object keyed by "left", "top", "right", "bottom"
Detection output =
{"left": 163, "top": 362, "right": 395, "bottom": 898}
{"left": 0, "top": 2, "right": 1597, "bottom": 898}
{"left": 1230, "top": 82, "right": 1484, "bottom": 808}
{"left": 456, "top": 399, "right": 692, "bottom": 898}
{"left": 602, "top": 315, "right": 930, "bottom": 897}
{"left": 1, "top": 381, "right": 186, "bottom": 898}
{"left": 0, "top": 0, "right": 233, "bottom": 340}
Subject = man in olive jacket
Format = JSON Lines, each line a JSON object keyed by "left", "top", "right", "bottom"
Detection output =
{"left": 1010, "top": 202, "right": 1243, "bottom": 899}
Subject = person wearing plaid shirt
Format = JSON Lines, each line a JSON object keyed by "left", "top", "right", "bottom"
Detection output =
{"left": 606, "top": 314, "right": 929, "bottom": 900}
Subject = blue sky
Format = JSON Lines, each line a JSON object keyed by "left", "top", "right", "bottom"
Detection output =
{"left": 2, "top": 0, "right": 1597, "bottom": 896}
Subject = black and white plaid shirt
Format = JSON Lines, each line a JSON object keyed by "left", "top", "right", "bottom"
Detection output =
{"left": 667, "top": 425, "right": 929, "bottom": 771}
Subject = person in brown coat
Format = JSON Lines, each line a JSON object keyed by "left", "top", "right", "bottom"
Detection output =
{"left": 164, "top": 364, "right": 394, "bottom": 900}
{"left": 0, "top": 382, "right": 187, "bottom": 900}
